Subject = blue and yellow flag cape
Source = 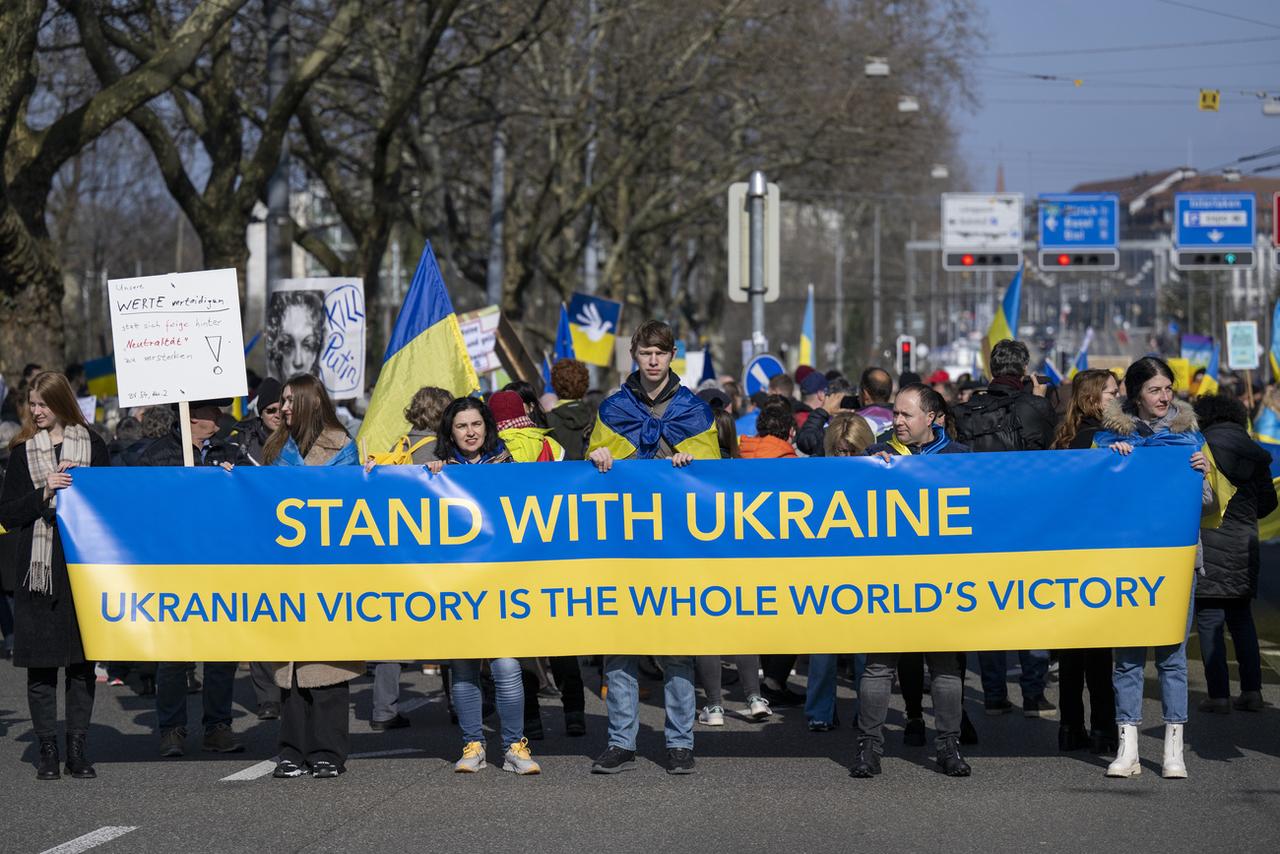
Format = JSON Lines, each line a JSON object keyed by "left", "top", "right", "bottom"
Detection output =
{"left": 589, "top": 374, "right": 720, "bottom": 460}
{"left": 1252, "top": 406, "right": 1280, "bottom": 540}
{"left": 358, "top": 242, "right": 479, "bottom": 456}
{"left": 983, "top": 268, "right": 1022, "bottom": 378}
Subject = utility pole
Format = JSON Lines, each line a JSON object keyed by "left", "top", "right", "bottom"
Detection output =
{"left": 582, "top": 0, "right": 600, "bottom": 295}
{"left": 485, "top": 114, "right": 506, "bottom": 307}
{"left": 748, "top": 170, "right": 767, "bottom": 356}
{"left": 872, "top": 204, "right": 881, "bottom": 358}
{"left": 833, "top": 222, "right": 844, "bottom": 372}
{"left": 264, "top": 0, "right": 292, "bottom": 332}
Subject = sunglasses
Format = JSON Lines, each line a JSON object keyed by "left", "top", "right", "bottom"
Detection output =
{"left": 262, "top": 405, "right": 281, "bottom": 415}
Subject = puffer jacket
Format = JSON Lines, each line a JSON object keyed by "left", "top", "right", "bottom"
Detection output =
{"left": 1199, "top": 421, "right": 1278, "bottom": 599}
{"left": 545, "top": 399, "right": 594, "bottom": 461}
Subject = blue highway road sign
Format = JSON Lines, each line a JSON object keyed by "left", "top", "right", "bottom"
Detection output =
{"left": 1175, "top": 193, "right": 1256, "bottom": 248}
{"left": 1038, "top": 194, "right": 1119, "bottom": 249}
{"left": 743, "top": 354, "right": 785, "bottom": 397}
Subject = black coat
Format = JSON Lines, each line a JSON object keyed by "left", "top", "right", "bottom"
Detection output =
{"left": 1199, "top": 421, "right": 1278, "bottom": 600}
{"left": 1067, "top": 415, "right": 1104, "bottom": 450}
{"left": 953, "top": 381, "right": 1057, "bottom": 451}
{"left": 0, "top": 431, "right": 110, "bottom": 668}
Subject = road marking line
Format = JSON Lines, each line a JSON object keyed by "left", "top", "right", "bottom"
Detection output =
{"left": 39, "top": 826, "right": 137, "bottom": 854}
{"left": 350, "top": 748, "right": 423, "bottom": 759}
{"left": 219, "top": 758, "right": 278, "bottom": 781}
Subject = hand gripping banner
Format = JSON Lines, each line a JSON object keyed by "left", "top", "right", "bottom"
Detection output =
{"left": 58, "top": 449, "right": 1203, "bottom": 661}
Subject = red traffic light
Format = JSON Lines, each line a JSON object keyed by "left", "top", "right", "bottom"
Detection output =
{"left": 1057, "top": 254, "right": 1071, "bottom": 266}
{"left": 961, "top": 254, "right": 975, "bottom": 266}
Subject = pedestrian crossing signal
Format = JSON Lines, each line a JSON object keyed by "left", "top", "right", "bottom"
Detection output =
{"left": 897, "top": 335, "right": 916, "bottom": 375}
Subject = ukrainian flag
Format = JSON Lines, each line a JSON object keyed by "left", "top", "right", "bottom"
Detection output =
{"left": 588, "top": 382, "right": 720, "bottom": 460}
{"left": 554, "top": 304, "right": 575, "bottom": 361}
{"left": 1042, "top": 357, "right": 1063, "bottom": 387}
{"left": 567, "top": 292, "right": 621, "bottom": 367}
{"left": 84, "top": 354, "right": 117, "bottom": 398}
{"left": 1197, "top": 342, "right": 1221, "bottom": 397}
{"left": 1067, "top": 327, "right": 1092, "bottom": 380}
{"left": 357, "top": 242, "right": 478, "bottom": 456}
{"left": 799, "top": 284, "right": 815, "bottom": 366}
{"left": 983, "top": 267, "right": 1023, "bottom": 378}
{"left": 1253, "top": 405, "right": 1280, "bottom": 445}
{"left": 1258, "top": 442, "right": 1280, "bottom": 541}
{"left": 1270, "top": 299, "right": 1280, "bottom": 381}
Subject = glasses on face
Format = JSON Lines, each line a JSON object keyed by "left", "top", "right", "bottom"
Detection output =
{"left": 262, "top": 405, "right": 281, "bottom": 415}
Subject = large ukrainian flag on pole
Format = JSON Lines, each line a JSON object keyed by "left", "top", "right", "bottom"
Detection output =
{"left": 357, "top": 242, "right": 479, "bottom": 456}
{"left": 983, "top": 267, "right": 1023, "bottom": 377}
{"left": 1197, "top": 342, "right": 1221, "bottom": 397}
{"left": 798, "top": 283, "right": 815, "bottom": 366}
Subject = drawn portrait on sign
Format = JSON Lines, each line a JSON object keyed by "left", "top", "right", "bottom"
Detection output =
{"left": 266, "top": 290, "right": 325, "bottom": 382}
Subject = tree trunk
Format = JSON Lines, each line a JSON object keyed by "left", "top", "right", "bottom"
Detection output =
{"left": 0, "top": 200, "right": 66, "bottom": 374}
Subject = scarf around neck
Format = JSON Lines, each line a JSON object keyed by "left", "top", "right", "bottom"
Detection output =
{"left": 26, "top": 425, "right": 93, "bottom": 594}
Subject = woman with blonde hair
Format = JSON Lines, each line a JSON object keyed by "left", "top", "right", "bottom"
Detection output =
{"left": 0, "top": 371, "right": 109, "bottom": 780}
{"left": 823, "top": 411, "right": 876, "bottom": 456}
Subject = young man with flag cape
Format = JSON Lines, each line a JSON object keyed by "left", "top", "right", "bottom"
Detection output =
{"left": 586, "top": 319, "right": 719, "bottom": 776}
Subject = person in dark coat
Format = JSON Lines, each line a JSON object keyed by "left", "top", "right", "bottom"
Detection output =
{"left": 1049, "top": 369, "right": 1121, "bottom": 754}
{"left": 544, "top": 359, "right": 594, "bottom": 461}
{"left": 0, "top": 371, "right": 109, "bottom": 780}
{"left": 1191, "top": 393, "right": 1278, "bottom": 713}
{"left": 218, "top": 377, "right": 283, "bottom": 466}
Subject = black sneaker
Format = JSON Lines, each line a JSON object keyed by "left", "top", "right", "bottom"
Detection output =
{"left": 666, "top": 748, "right": 695, "bottom": 775}
{"left": 1059, "top": 723, "right": 1089, "bottom": 752}
{"left": 960, "top": 709, "right": 980, "bottom": 746}
{"left": 273, "top": 759, "right": 307, "bottom": 779}
{"left": 370, "top": 714, "right": 410, "bottom": 731}
{"left": 1023, "top": 695, "right": 1057, "bottom": 719}
{"left": 159, "top": 727, "right": 187, "bottom": 758}
{"left": 565, "top": 711, "right": 587, "bottom": 737}
{"left": 902, "top": 717, "right": 926, "bottom": 747}
{"left": 984, "top": 698, "right": 1013, "bottom": 716}
{"left": 591, "top": 745, "right": 636, "bottom": 774}
{"left": 849, "top": 738, "right": 881, "bottom": 778}
{"left": 761, "top": 683, "right": 806, "bottom": 708}
{"left": 202, "top": 724, "right": 244, "bottom": 753}
{"left": 310, "top": 760, "right": 344, "bottom": 779}
{"left": 936, "top": 736, "right": 971, "bottom": 777}
{"left": 256, "top": 702, "right": 281, "bottom": 721}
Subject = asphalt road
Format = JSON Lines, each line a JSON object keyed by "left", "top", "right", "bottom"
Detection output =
{"left": 4, "top": 561, "right": 1280, "bottom": 854}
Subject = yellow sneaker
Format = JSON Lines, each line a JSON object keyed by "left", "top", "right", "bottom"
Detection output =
{"left": 454, "top": 740, "right": 486, "bottom": 773}
{"left": 503, "top": 737, "right": 541, "bottom": 775}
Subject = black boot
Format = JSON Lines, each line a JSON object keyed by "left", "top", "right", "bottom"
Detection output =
{"left": 65, "top": 732, "right": 96, "bottom": 779}
{"left": 1089, "top": 727, "right": 1118, "bottom": 755}
{"left": 1058, "top": 723, "right": 1089, "bottom": 752}
{"left": 36, "top": 737, "right": 60, "bottom": 781}
{"left": 935, "top": 735, "right": 971, "bottom": 777}
{"left": 849, "top": 738, "right": 882, "bottom": 778}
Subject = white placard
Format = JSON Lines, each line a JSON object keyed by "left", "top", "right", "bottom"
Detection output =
{"left": 458, "top": 305, "right": 502, "bottom": 374}
{"left": 108, "top": 269, "right": 248, "bottom": 406}
{"left": 1226, "top": 320, "right": 1260, "bottom": 371}
{"left": 270, "top": 278, "right": 366, "bottom": 398}
{"left": 77, "top": 395, "right": 97, "bottom": 424}
{"left": 942, "top": 193, "right": 1024, "bottom": 251}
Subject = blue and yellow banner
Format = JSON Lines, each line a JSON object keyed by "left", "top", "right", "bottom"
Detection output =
{"left": 58, "top": 449, "right": 1203, "bottom": 661}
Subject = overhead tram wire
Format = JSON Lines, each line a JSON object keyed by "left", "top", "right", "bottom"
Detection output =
{"left": 1151, "top": 0, "right": 1280, "bottom": 31}
{"left": 984, "top": 34, "right": 1280, "bottom": 59}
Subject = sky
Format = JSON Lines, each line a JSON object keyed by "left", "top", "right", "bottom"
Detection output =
{"left": 957, "top": 0, "right": 1280, "bottom": 197}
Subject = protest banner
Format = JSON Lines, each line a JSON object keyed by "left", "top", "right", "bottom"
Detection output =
{"left": 269, "top": 278, "right": 366, "bottom": 397}
{"left": 107, "top": 268, "right": 249, "bottom": 406}
{"left": 458, "top": 305, "right": 502, "bottom": 375}
{"left": 58, "top": 449, "right": 1202, "bottom": 661}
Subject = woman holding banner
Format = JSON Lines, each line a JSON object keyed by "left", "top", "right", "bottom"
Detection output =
{"left": 1092, "top": 356, "right": 1219, "bottom": 780}
{"left": 264, "top": 375, "right": 362, "bottom": 779}
{"left": 1050, "top": 369, "right": 1120, "bottom": 755}
{"left": 427, "top": 397, "right": 541, "bottom": 774}
{"left": 0, "top": 371, "right": 109, "bottom": 780}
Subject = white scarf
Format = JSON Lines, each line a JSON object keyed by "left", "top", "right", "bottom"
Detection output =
{"left": 25, "top": 424, "right": 92, "bottom": 594}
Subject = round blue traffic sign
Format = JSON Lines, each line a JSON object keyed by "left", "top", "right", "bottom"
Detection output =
{"left": 743, "top": 354, "right": 786, "bottom": 397}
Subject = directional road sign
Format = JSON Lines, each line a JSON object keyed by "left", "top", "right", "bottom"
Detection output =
{"left": 742, "top": 353, "right": 785, "bottom": 397}
{"left": 727, "top": 181, "right": 781, "bottom": 304}
{"left": 941, "top": 193, "right": 1024, "bottom": 271}
{"left": 1173, "top": 192, "right": 1256, "bottom": 270}
{"left": 1038, "top": 193, "right": 1120, "bottom": 270}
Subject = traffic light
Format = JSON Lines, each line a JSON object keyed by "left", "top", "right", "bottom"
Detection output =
{"left": 896, "top": 335, "right": 916, "bottom": 375}
{"left": 1173, "top": 250, "right": 1256, "bottom": 271}
{"left": 1037, "top": 250, "right": 1120, "bottom": 271}
{"left": 942, "top": 252, "right": 1021, "bottom": 272}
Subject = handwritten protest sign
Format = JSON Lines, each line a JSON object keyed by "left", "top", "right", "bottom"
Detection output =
{"left": 270, "top": 278, "right": 365, "bottom": 397}
{"left": 458, "top": 305, "right": 502, "bottom": 374}
{"left": 107, "top": 269, "right": 248, "bottom": 406}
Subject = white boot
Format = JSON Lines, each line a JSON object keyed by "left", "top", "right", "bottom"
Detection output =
{"left": 1105, "top": 724, "right": 1141, "bottom": 777}
{"left": 1161, "top": 723, "right": 1187, "bottom": 779}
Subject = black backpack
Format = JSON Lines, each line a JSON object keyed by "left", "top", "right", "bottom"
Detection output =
{"left": 952, "top": 390, "right": 1025, "bottom": 452}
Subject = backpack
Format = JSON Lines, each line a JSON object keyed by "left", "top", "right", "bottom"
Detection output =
{"left": 367, "top": 435, "right": 435, "bottom": 466}
{"left": 952, "top": 391, "right": 1025, "bottom": 452}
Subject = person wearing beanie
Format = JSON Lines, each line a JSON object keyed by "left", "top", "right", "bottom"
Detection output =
{"left": 220, "top": 377, "right": 282, "bottom": 467}
{"left": 489, "top": 390, "right": 565, "bottom": 463}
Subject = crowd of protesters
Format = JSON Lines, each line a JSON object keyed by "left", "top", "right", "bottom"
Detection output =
{"left": 0, "top": 320, "right": 1275, "bottom": 784}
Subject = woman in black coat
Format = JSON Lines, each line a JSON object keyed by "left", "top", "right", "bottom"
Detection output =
{"left": 1050, "top": 369, "right": 1121, "bottom": 754}
{"left": 0, "top": 371, "right": 109, "bottom": 780}
{"left": 1191, "top": 394, "right": 1277, "bottom": 713}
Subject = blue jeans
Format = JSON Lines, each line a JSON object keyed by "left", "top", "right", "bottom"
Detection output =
{"left": 1114, "top": 583, "right": 1195, "bottom": 725}
{"left": 804, "top": 654, "right": 865, "bottom": 725}
{"left": 605, "top": 655, "right": 695, "bottom": 750}
{"left": 156, "top": 662, "right": 236, "bottom": 732}
{"left": 452, "top": 658, "right": 524, "bottom": 746}
{"left": 978, "top": 650, "right": 1049, "bottom": 704}
{"left": 1195, "top": 598, "right": 1262, "bottom": 699}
